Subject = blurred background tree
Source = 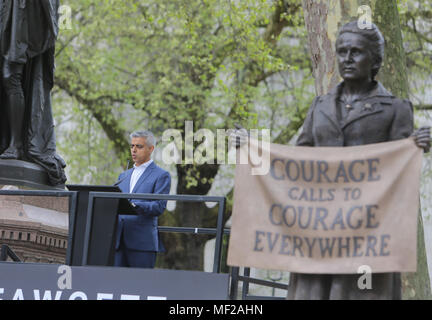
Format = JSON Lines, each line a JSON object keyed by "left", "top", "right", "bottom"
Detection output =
{"left": 52, "top": 0, "right": 432, "bottom": 298}
{"left": 54, "top": 0, "right": 313, "bottom": 271}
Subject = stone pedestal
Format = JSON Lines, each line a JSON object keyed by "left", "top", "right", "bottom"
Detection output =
{"left": 0, "top": 159, "right": 64, "bottom": 190}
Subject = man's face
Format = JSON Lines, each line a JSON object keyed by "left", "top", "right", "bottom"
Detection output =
{"left": 336, "top": 32, "right": 377, "bottom": 82}
{"left": 130, "top": 137, "right": 154, "bottom": 166}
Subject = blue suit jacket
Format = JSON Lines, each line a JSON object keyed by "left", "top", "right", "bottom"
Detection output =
{"left": 115, "top": 161, "right": 171, "bottom": 252}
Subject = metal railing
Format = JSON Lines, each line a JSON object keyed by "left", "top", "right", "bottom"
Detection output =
{"left": 85, "top": 192, "right": 227, "bottom": 273}
{"left": 230, "top": 266, "right": 289, "bottom": 300}
{"left": 85, "top": 192, "right": 289, "bottom": 299}
{"left": 0, "top": 188, "right": 288, "bottom": 299}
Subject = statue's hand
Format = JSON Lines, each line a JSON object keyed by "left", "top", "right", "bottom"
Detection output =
{"left": 229, "top": 124, "right": 249, "bottom": 149}
{"left": 411, "top": 126, "right": 431, "bottom": 153}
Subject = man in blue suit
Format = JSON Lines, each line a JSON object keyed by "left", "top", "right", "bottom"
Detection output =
{"left": 114, "top": 130, "right": 171, "bottom": 268}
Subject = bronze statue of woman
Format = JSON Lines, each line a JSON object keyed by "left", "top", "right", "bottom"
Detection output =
{"left": 288, "top": 21, "right": 430, "bottom": 299}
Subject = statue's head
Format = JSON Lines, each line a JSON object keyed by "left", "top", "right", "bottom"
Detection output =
{"left": 336, "top": 21, "right": 385, "bottom": 81}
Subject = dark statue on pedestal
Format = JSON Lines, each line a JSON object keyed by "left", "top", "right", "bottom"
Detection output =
{"left": 0, "top": 0, "right": 66, "bottom": 188}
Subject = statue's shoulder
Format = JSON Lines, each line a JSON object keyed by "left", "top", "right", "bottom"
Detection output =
{"left": 312, "top": 90, "right": 337, "bottom": 110}
{"left": 382, "top": 95, "right": 413, "bottom": 112}
{"left": 392, "top": 97, "right": 413, "bottom": 108}
{"left": 368, "top": 82, "right": 413, "bottom": 110}
{"left": 314, "top": 82, "right": 344, "bottom": 105}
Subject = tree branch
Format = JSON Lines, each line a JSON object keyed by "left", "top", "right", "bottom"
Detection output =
{"left": 263, "top": 0, "right": 302, "bottom": 46}
{"left": 415, "top": 104, "right": 432, "bottom": 111}
{"left": 54, "top": 70, "right": 130, "bottom": 162}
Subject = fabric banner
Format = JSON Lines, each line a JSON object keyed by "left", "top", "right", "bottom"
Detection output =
{"left": 227, "top": 138, "right": 422, "bottom": 273}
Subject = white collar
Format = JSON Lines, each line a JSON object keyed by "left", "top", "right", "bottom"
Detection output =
{"left": 133, "top": 159, "right": 153, "bottom": 171}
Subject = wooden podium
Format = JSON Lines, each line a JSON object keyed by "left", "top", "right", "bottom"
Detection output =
{"left": 66, "top": 185, "right": 136, "bottom": 266}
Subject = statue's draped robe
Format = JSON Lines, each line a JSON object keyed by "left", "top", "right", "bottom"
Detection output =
{"left": 0, "top": 0, "right": 66, "bottom": 186}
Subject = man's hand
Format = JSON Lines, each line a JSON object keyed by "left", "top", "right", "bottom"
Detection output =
{"left": 412, "top": 126, "right": 431, "bottom": 153}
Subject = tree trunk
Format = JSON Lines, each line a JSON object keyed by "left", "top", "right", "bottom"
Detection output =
{"left": 302, "top": 0, "right": 431, "bottom": 299}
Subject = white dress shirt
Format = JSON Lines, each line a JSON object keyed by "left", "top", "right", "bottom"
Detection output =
{"left": 129, "top": 159, "right": 153, "bottom": 192}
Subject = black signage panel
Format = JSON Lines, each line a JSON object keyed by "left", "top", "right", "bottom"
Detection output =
{"left": 0, "top": 262, "right": 229, "bottom": 300}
